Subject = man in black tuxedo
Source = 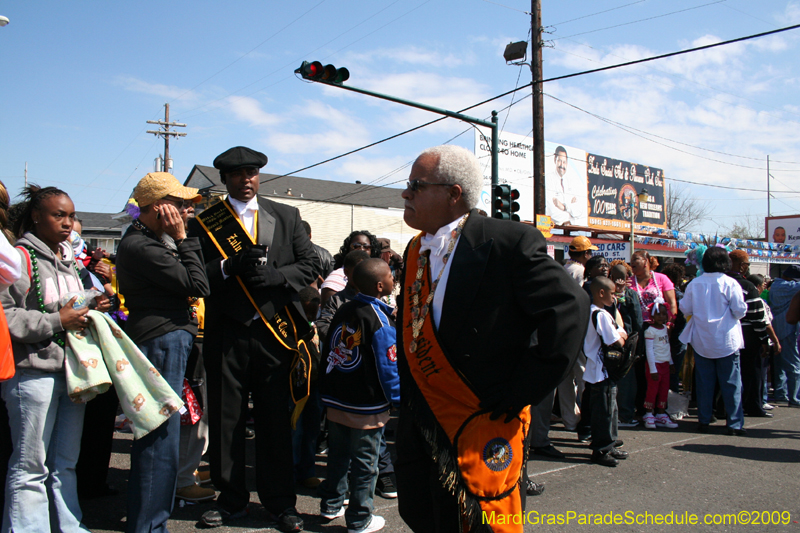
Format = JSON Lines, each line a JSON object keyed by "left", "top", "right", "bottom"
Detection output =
{"left": 395, "top": 145, "right": 588, "bottom": 532}
{"left": 188, "top": 146, "right": 316, "bottom": 531}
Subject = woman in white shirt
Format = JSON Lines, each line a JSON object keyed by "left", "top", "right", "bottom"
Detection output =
{"left": 679, "top": 246, "right": 748, "bottom": 435}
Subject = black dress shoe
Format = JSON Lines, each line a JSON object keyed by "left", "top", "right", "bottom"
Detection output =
{"left": 577, "top": 432, "right": 592, "bottom": 443}
{"left": 589, "top": 451, "right": 619, "bottom": 467}
{"left": 726, "top": 427, "right": 747, "bottom": 436}
{"left": 270, "top": 508, "right": 303, "bottom": 533}
{"left": 526, "top": 479, "right": 545, "bottom": 496}
{"left": 748, "top": 411, "right": 773, "bottom": 418}
{"left": 532, "top": 444, "right": 565, "bottom": 459}
{"left": 200, "top": 506, "right": 248, "bottom": 528}
{"left": 614, "top": 440, "right": 624, "bottom": 448}
{"left": 610, "top": 449, "right": 628, "bottom": 460}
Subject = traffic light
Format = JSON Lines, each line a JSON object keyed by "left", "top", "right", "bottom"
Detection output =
{"left": 493, "top": 185, "right": 521, "bottom": 221}
{"left": 295, "top": 61, "right": 350, "bottom": 84}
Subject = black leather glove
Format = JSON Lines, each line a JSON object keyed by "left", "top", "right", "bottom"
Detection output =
{"left": 479, "top": 385, "right": 530, "bottom": 424}
{"left": 225, "top": 246, "right": 266, "bottom": 277}
{"left": 242, "top": 265, "right": 285, "bottom": 291}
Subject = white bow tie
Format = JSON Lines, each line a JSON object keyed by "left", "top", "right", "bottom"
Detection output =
{"left": 419, "top": 232, "right": 449, "bottom": 257}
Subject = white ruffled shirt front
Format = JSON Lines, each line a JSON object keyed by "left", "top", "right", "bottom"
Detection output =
{"left": 419, "top": 217, "right": 462, "bottom": 329}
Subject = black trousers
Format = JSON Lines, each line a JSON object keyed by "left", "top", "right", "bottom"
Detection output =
{"left": 588, "top": 379, "right": 618, "bottom": 453}
{"left": 394, "top": 406, "right": 526, "bottom": 532}
{"left": 205, "top": 316, "right": 296, "bottom": 515}
{"left": 76, "top": 386, "right": 118, "bottom": 496}
{"left": 740, "top": 335, "right": 766, "bottom": 416}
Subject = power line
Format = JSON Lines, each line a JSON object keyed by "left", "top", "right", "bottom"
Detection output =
{"left": 543, "top": 23, "right": 800, "bottom": 84}
{"left": 549, "top": 39, "right": 800, "bottom": 140}
{"left": 550, "top": 0, "right": 647, "bottom": 26}
{"left": 258, "top": 23, "right": 800, "bottom": 200}
{"left": 544, "top": 93, "right": 800, "bottom": 173}
{"left": 480, "top": 0, "right": 529, "bottom": 15}
{"left": 179, "top": 0, "right": 420, "bottom": 119}
{"left": 171, "top": 0, "right": 328, "bottom": 103}
{"left": 552, "top": 0, "right": 726, "bottom": 41}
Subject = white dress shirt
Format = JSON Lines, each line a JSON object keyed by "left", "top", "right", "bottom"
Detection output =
{"left": 419, "top": 217, "right": 463, "bottom": 329}
{"left": 678, "top": 272, "right": 747, "bottom": 359}
{"left": 227, "top": 195, "right": 259, "bottom": 237}
{"left": 221, "top": 195, "right": 259, "bottom": 282}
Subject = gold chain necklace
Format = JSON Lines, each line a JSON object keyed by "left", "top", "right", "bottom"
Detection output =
{"left": 408, "top": 213, "right": 469, "bottom": 353}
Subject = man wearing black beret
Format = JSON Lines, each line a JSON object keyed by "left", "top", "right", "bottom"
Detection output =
{"left": 188, "top": 146, "right": 316, "bottom": 530}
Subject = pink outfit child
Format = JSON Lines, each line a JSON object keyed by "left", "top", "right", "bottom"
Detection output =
{"left": 644, "top": 324, "right": 672, "bottom": 410}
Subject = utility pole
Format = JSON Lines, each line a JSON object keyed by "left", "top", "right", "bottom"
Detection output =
{"left": 767, "top": 155, "right": 771, "bottom": 218}
{"left": 531, "top": 0, "right": 546, "bottom": 217}
{"left": 146, "top": 103, "right": 187, "bottom": 172}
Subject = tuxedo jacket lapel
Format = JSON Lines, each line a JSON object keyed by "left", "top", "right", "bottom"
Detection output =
{"left": 257, "top": 199, "right": 276, "bottom": 251}
{"left": 439, "top": 211, "right": 493, "bottom": 335}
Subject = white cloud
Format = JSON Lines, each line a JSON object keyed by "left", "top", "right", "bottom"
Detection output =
{"left": 345, "top": 46, "right": 471, "bottom": 68}
{"left": 113, "top": 76, "right": 199, "bottom": 102}
{"left": 777, "top": 1, "right": 800, "bottom": 24}
{"left": 333, "top": 154, "right": 413, "bottom": 185}
{"left": 226, "top": 96, "right": 281, "bottom": 127}
{"left": 266, "top": 99, "right": 373, "bottom": 156}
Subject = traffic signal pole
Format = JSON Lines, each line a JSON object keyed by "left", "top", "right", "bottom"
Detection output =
{"left": 295, "top": 62, "right": 500, "bottom": 213}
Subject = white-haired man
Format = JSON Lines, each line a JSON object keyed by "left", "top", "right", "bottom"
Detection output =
{"left": 395, "top": 145, "right": 588, "bottom": 532}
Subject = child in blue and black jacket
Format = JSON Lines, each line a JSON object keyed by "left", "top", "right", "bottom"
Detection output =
{"left": 318, "top": 258, "right": 399, "bottom": 533}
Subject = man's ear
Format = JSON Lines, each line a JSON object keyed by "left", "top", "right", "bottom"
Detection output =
{"left": 449, "top": 184, "right": 464, "bottom": 205}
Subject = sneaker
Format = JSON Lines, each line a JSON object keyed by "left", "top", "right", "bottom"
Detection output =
{"left": 321, "top": 507, "right": 345, "bottom": 520}
{"left": 195, "top": 470, "right": 212, "bottom": 485}
{"left": 727, "top": 427, "right": 747, "bottom": 436}
{"left": 375, "top": 473, "right": 397, "bottom": 499}
{"left": 655, "top": 413, "right": 678, "bottom": 428}
{"left": 642, "top": 413, "right": 656, "bottom": 429}
{"left": 763, "top": 403, "right": 776, "bottom": 410}
{"left": 617, "top": 419, "right": 639, "bottom": 428}
{"left": 200, "top": 506, "right": 248, "bottom": 528}
{"left": 348, "top": 515, "right": 385, "bottom": 533}
{"left": 525, "top": 478, "right": 545, "bottom": 496}
{"left": 175, "top": 484, "right": 216, "bottom": 502}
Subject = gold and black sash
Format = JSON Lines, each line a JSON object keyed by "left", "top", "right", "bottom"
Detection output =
{"left": 402, "top": 234, "right": 530, "bottom": 533}
{"left": 196, "top": 199, "right": 310, "bottom": 427}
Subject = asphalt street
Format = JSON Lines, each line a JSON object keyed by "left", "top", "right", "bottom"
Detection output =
{"left": 82, "top": 405, "right": 800, "bottom": 533}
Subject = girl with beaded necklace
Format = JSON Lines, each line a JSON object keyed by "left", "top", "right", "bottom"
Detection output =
{"left": 0, "top": 185, "right": 99, "bottom": 532}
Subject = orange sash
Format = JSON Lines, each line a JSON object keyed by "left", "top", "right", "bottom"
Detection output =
{"left": 402, "top": 234, "right": 530, "bottom": 533}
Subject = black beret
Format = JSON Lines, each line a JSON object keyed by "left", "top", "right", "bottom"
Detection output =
{"left": 213, "top": 146, "right": 268, "bottom": 174}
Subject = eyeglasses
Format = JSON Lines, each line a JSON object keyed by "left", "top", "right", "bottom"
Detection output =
{"left": 406, "top": 179, "right": 452, "bottom": 192}
{"left": 350, "top": 243, "right": 372, "bottom": 250}
{"left": 163, "top": 198, "right": 194, "bottom": 211}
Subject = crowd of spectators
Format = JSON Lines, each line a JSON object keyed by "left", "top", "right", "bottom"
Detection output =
{"left": 0, "top": 160, "right": 796, "bottom": 533}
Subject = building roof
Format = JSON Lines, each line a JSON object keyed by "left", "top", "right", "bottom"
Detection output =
{"left": 76, "top": 211, "right": 126, "bottom": 232}
{"left": 185, "top": 165, "right": 405, "bottom": 210}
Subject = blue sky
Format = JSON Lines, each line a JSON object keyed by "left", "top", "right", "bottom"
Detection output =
{"left": 1, "top": 0, "right": 799, "bottom": 237}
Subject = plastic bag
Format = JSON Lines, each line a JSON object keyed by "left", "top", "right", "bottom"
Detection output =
{"left": 666, "top": 390, "right": 691, "bottom": 420}
{"left": 59, "top": 289, "right": 102, "bottom": 310}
